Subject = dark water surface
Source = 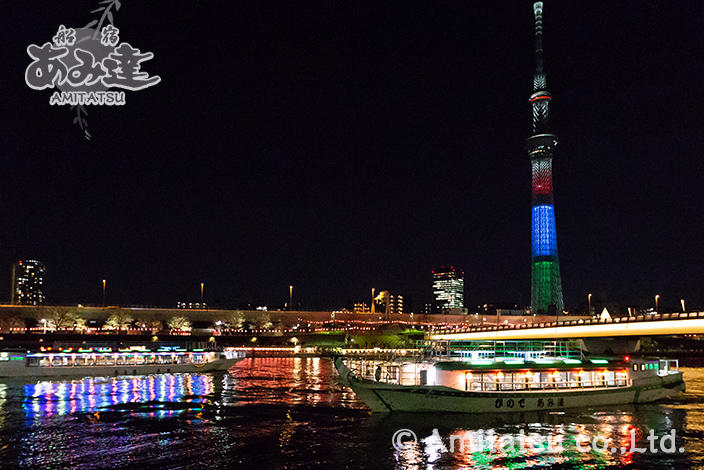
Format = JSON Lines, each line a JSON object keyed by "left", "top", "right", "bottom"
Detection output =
{"left": 0, "top": 357, "right": 703, "bottom": 469}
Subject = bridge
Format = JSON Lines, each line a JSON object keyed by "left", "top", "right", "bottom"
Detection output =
{"left": 429, "top": 311, "right": 704, "bottom": 341}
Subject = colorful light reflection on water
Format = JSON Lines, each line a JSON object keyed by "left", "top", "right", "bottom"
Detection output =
{"left": 23, "top": 374, "right": 215, "bottom": 421}
{"left": 0, "top": 359, "right": 701, "bottom": 468}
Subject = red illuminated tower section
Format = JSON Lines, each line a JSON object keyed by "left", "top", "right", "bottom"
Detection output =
{"left": 527, "top": 1, "right": 564, "bottom": 314}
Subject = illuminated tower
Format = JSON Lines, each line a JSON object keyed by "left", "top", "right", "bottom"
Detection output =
{"left": 527, "top": 1, "right": 564, "bottom": 314}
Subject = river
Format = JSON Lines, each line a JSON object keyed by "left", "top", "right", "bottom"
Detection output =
{"left": 0, "top": 357, "right": 702, "bottom": 469}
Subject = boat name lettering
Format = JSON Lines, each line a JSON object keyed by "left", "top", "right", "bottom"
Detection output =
{"left": 494, "top": 397, "right": 565, "bottom": 409}
{"left": 537, "top": 397, "right": 564, "bottom": 408}
{"left": 495, "top": 398, "right": 526, "bottom": 409}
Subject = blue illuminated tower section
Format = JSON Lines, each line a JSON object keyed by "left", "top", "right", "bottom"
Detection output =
{"left": 527, "top": 1, "right": 564, "bottom": 314}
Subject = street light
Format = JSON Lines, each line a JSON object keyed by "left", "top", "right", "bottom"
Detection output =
{"left": 289, "top": 285, "right": 293, "bottom": 311}
{"left": 681, "top": 299, "right": 686, "bottom": 313}
{"left": 587, "top": 293, "right": 592, "bottom": 315}
{"left": 655, "top": 294, "right": 660, "bottom": 313}
{"left": 102, "top": 279, "right": 107, "bottom": 307}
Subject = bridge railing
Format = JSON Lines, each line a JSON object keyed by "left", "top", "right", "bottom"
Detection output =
{"left": 430, "top": 311, "right": 704, "bottom": 336}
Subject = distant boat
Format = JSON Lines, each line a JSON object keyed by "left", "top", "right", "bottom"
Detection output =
{"left": 334, "top": 340, "right": 684, "bottom": 413}
{"left": 0, "top": 347, "right": 245, "bottom": 378}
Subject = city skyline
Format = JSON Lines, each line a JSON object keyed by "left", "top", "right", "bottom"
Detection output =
{"left": 2, "top": 2, "right": 703, "bottom": 311}
{"left": 0, "top": 260, "right": 682, "bottom": 315}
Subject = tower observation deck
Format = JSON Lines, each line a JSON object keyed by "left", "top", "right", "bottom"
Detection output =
{"left": 527, "top": 1, "right": 564, "bottom": 314}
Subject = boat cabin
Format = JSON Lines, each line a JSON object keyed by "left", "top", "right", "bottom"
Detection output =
{"left": 342, "top": 340, "right": 680, "bottom": 392}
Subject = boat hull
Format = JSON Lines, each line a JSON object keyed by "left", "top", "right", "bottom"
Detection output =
{"left": 334, "top": 357, "right": 685, "bottom": 413}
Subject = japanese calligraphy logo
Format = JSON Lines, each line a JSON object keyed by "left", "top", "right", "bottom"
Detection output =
{"left": 25, "top": 24, "right": 160, "bottom": 106}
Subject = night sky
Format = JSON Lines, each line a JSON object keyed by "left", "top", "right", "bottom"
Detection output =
{"left": 1, "top": 1, "right": 703, "bottom": 311}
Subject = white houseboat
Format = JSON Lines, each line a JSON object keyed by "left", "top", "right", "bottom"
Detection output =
{"left": 0, "top": 346, "right": 245, "bottom": 378}
{"left": 334, "top": 340, "right": 684, "bottom": 413}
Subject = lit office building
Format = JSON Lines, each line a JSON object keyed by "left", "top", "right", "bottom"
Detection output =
{"left": 11, "top": 260, "right": 46, "bottom": 305}
{"left": 432, "top": 266, "right": 464, "bottom": 312}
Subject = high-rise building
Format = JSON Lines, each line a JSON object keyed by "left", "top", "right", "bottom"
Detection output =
{"left": 11, "top": 260, "right": 46, "bottom": 305}
{"left": 432, "top": 266, "right": 464, "bottom": 312}
{"left": 527, "top": 1, "right": 564, "bottom": 314}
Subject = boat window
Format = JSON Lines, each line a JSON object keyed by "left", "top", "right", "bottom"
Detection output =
{"left": 633, "top": 363, "right": 638, "bottom": 371}
{"left": 640, "top": 364, "right": 646, "bottom": 371}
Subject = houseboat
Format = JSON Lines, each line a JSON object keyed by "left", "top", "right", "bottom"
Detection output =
{"left": 0, "top": 346, "right": 245, "bottom": 378}
{"left": 334, "top": 340, "right": 684, "bottom": 413}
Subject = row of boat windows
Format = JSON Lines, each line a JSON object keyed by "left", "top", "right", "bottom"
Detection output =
{"left": 26, "top": 354, "right": 212, "bottom": 368}
{"left": 633, "top": 361, "right": 679, "bottom": 375}
{"left": 453, "top": 370, "right": 630, "bottom": 391}
{"left": 351, "top": 361, "right": 631, "bottom": 390}
{"left": 457, "top": 352, "right": 547, "bottom": 360}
